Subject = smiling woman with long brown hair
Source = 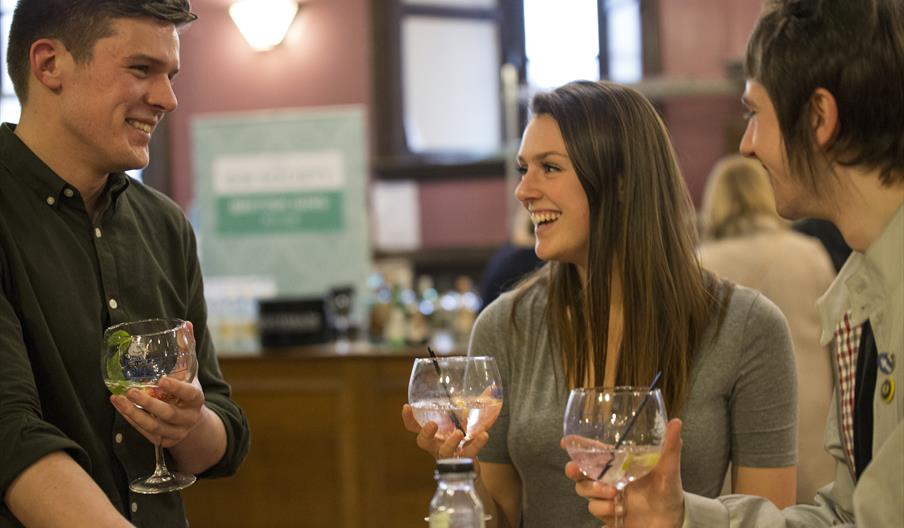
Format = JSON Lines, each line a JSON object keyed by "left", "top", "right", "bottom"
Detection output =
{"left": 403, "top": 80, "right": 798, "bottom": 527}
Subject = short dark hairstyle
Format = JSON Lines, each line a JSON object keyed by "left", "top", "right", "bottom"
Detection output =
{"left": 745, "top": 0, "right": 904, "bottom": 189}
{"left": 7, "top": 0, "right": 197, "bottom": 104}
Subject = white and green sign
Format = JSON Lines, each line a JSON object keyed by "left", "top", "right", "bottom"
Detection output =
{"left": 192, "top": 107, "right": 370, "bottom": 313}
{"left": 212, "top": 150, "right": 346, "bottom": 234}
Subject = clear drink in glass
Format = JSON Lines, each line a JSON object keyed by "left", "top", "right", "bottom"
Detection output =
{"left": 563, "top": 386, "right": 667, "bottom": 528}
{"left": 408, "top": 356, "right": 504, "bottom": 444}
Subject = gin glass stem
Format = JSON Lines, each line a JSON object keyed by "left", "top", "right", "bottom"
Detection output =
{"left": 613, "top": 483, "right": 626, "bottom": 528}
{"left": 151, "top": 442, "right": 174, "bottom": 481}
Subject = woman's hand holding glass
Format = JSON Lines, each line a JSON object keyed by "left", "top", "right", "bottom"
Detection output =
{"left": 401, "top": 406, "right": 491, "bottom": 460}
{"left": 565, "top": 418, "right": 686, "bottom": 528}
{"left": 402, "top": 356, "right": 503, "bottom": 460}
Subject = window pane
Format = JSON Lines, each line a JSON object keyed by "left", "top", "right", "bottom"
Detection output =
{"left": 524, "top": 0, "right": 599, "bottom": 90}
{"left": 402, "top": 16, "right": 501, "bottom": 153}
{"left": 404, "top": 0, "right": 496, "bottom": 8}
{"left": 1, "top": 9, "right": 16, "bottom": 97}
{"left": 606, "top": 0, "right": 642, "bottom": 83}
{"left": 126, "top": 169, "right": 144, "bottom": 182}
{"left": 1, "top": 95, "right": 20, "bottom": 123}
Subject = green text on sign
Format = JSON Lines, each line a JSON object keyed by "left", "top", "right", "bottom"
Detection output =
{"left": 216, "top": 191, "right": 344, "bottom": 234}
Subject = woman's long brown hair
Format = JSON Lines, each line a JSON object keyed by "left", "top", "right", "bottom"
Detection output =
{"left": 513, "top": 81, "right": 727, "bottom": 416}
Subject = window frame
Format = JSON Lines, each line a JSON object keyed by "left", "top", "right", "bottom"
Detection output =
{"left": 372, "top": 0, "right": 521, "bottom": 180}
{"left": 371, "top": 0, "right": 661, "bottom": 181}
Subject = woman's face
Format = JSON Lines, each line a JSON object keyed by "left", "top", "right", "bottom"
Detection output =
{"left": 515, "top": 114, "right": 590, "bottom": 270}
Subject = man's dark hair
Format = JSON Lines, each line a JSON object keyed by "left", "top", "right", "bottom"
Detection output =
{"left": 745, "top": 0, "right": 904, "bottom": 190}
{"left": 6, "top": 0, "right": 197, "bottom": 104}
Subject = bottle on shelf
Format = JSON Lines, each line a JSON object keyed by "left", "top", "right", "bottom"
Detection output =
{"left": 427, "top": 458, "right": 485, "bottom": 528}
{"left": 453, "top": 276, "right": 480, "bottom": 346}
{"left": 384, "top": 281, "right": 408, "bottom": 348}
{"left": 366, "top": 272, "right": 392, "bottom": 344}
{"left": 406, "top": 275, "right": 436, "bottom": 346}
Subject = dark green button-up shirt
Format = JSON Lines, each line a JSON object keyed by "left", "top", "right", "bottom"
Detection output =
{"left": 0, "top": 123, "right": 250, "bottom": 527}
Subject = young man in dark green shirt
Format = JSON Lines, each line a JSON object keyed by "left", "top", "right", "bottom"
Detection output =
{"left": 0, "top": 1, "right": 250, "bottom": 526}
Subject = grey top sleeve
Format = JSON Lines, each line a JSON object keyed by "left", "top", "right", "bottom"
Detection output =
{"left": 679, "top": 287, "right": 798, "bottom": 497}
{"left": 728, "top": 291, "right": 799, "bottom": 467}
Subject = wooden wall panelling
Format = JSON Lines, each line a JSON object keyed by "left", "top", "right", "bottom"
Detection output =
{"left": 364, "top": 359, "right": 437, "bottom": 525}
{"left": 181, "top": 355, "right": 438, "bottom": 527}
{"left": 183, "top": 359, "right": 347, "bottom": 526}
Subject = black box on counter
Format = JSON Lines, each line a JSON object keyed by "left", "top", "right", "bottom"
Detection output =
{"left": 258, "top": 297, "right": 330, "bottom": 347}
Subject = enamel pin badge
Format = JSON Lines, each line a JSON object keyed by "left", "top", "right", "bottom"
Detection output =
{"left": 880, "top": 378, "right": 895, "bottom": 404}
{"left": 878, "top": 352, "right": 895, "bottom": 375}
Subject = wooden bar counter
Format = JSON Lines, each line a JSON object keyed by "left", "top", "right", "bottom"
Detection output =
{"left": 182, "top": 342, "right": 456, "bottom": 527}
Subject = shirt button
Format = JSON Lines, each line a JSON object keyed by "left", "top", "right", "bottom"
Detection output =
{"left": 131, "top": 502, "right": 138, "bottom": 513}
{"left": 63, "top": 188, "right": 75, "bottom": 198}
{"left": 108, "top": 299, "right": 118, "bottom": 310}
{"left": 94, "top": 227, "right": 102, "bottom": 238}
{"left": 45, "top": 196, "right": 56, "bottom": 206}
{"left": 115, "top": 433, "right": 123, "bottom": 444}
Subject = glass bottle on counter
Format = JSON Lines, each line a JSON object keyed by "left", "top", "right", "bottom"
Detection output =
{"left": 453, "top": 276, "right": 480, "bottom": 346}
{"left": 428, "top": 458, "right": 485, "bottom": 528}
{"left": 406, "top": 275, "right": 436, "bottom": 346}
{"left": 367, "top": 272, "right": 392, "bottom": 343}
{"left": 384, "top": 282, "right": 408, "bottom": 348}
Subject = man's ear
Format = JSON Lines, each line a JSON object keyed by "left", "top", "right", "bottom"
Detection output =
{"left": 810, "top": 87, "right": 839, "bottom": 149}
{"left": 29, "top": 38, "right": 66, "bottom": 93}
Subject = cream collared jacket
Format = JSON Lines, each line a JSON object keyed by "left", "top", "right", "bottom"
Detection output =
{"left": 683, "top": 203, "right": 904, "bottom": 527}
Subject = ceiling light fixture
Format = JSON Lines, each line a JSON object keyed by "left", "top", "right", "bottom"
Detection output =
{"left": 229, "top": 0, "right": 300, "bottom": 52}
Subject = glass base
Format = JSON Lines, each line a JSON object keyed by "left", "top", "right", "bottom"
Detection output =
{"left": 424, "top": 514, "right": 492, "bottom": 523}
{"left": 129, "top": 471, "right": 196, "bottom": 494}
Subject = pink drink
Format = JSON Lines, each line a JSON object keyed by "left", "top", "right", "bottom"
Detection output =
{"left": 563, "top": 435, "right": 661, "bottom": 486}
{"left": 410, "top": 397, "right": 503, "bottom": 440}
{"left": 104, "top": 380, "right": 174, "bottom": 402}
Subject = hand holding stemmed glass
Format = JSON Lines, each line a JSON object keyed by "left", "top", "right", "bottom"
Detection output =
{"left": 562, "top": 386, "right": 667, "bottom": 528}
{"left": 102, "top": 318, "right": 199, "bottom": 494}
{"left": 402, "top": 355, "right": 504, "bottom": 460}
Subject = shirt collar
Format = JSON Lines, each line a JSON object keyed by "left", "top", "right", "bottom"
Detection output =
{"left": 817, "top": 201, "right": 904, "bottom": 344}
{"left": 0, "top": 122, "right": 131, "bottom": 210}
{"left": 107, "top": 171, "right": 131, "bottom": 208}
{"left": 864, "top": 199, "right": 904, "bottom": 297}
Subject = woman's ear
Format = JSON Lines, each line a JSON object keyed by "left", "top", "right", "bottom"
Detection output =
{"left": 809, "top": 87, "right": 840, "bottom": 149}
{"left": 29, "top": 38, "right": 66, "bottom": 93}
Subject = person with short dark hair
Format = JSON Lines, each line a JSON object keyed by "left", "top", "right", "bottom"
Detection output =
{"left": 567, "top": 1, "right": 904, "bottom": 526}
{"left": 0, "top": 1, "right": 250, "bottom": 526}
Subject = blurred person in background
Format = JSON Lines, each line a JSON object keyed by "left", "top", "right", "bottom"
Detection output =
{"left": 478, "top": 207, "right": 542, "bottom": 312}
{"left": 698, "top": 154, "right": 836, "bottom": 504}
